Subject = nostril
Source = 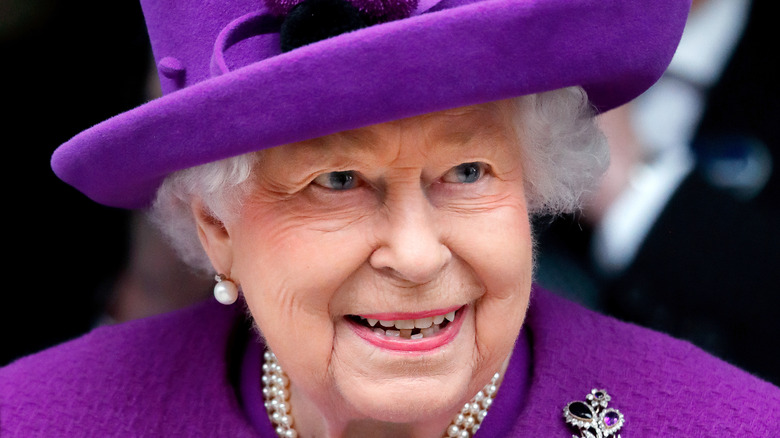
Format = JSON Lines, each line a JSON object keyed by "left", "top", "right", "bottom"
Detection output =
{"left": 369, "top": 243, "right": 451, "bottom": 285}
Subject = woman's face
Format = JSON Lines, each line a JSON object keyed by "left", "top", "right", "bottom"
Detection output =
{"left": 196, "top": 101, "right": 533, "bottom": 434}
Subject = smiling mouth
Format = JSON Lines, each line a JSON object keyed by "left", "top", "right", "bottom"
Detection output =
{"left": 347, "top": 308, "right": 460, "bottom": 339}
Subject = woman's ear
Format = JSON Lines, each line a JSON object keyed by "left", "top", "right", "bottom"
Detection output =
{"left": 191, "top": 198, "right": 234, "bottom": 275}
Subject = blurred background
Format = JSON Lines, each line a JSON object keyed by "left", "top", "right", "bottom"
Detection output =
{"left": 0, "top": 0, "right": 209, "bottom": 365}
{"left": 1, "top": 0, "right": 777, "bottom": 384}
{"left": 535, "top": 0, "right": 779, "bottom": 383}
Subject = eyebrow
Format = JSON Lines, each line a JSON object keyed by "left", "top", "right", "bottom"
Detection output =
{"left": 427, "top": 109, "right": 513, "bottom": 153}
{"left": 281, "top": 129, "right": 383, "bottom": 171}
{"left": 328, "top": 128, "right": 384, "bottom": 152}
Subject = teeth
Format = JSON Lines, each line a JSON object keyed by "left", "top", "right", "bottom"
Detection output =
{"left": 357, "top": 308, "right": 460, "bottom": 339}
{"left": 414, "top": 317, "right": 433, "bottom": 329}
{"left": 395, "top": 319, "right": 416, "bottom": 329}
{"left": 421, "top": 326, "right": 439, "bottom": 337}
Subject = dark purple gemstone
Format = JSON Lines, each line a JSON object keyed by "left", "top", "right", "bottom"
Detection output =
{"left": 594, "top": 391, "right": 604, "bottom": 399}
{"left": 604, "top": 411, "right": 620, "bottom": 427}
{"left": 568, "top": 402, "right": 594, "bottom": 420}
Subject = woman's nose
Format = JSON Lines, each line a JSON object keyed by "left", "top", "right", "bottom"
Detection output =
{"left": 369, "top": 189, "right": 452, "bottom": 285}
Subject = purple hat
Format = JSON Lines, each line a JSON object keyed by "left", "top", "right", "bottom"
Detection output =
{"left": 51, "top": 0, "right": 690, "bottom": 209}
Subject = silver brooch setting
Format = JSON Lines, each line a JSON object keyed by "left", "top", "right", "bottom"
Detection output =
{"left": 563, "top": 389, "right": 624, "bottom": 438}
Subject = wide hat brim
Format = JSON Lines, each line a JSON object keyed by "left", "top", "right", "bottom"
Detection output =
{"left": 52, "top": 0, "right": 689, "bottom": 209}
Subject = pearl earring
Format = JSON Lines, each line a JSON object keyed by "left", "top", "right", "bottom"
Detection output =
{"left": 213, "top": 274, "right": 239, "bottom": 305}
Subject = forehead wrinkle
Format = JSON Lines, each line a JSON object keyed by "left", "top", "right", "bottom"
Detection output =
{"left": 318, "top": 125, "right": 397, "bottom": 164}
{"left": 320, "top": 129, "right": 378, "bottom": 153}
{"left": 422, "top": 103, "right": 516, "bottom": 157}
{"left": 276, "top": 127, "right": 387, "bottom": 170}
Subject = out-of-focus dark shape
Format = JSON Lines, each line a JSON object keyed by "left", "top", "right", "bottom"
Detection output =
{"left": 104, "top": 214, "right": 211, "bottom": 324}
{"left": 1, "top": 0, "right": 149, "bottom": 365}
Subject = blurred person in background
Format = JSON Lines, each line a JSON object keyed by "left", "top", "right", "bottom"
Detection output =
{"left": 535, "top": 0, "right": 780, "bottom": 384}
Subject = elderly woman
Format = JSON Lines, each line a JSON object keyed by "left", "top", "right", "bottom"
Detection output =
{"left": 1, "top": 0, "right": 777, "bottom": 436}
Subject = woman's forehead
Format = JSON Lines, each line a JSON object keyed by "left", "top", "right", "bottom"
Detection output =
{"left": 285, "top": 100, "right": 518, "bottom": 157}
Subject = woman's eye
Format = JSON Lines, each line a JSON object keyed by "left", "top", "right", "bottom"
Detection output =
{"left": 442, "top": 162, "right": 488, "bottom": 184}
{"left": 312, "top": 171, "right": 360, "bottom": 190}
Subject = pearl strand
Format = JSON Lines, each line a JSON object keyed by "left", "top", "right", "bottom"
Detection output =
{"left": 261, "top": 351, "right": 501, "bottom": 438}
{"left": 444, "top": 371, "right": 500, "bottom": 437}
{"left": 262, "top": 351, "right": 297, "bottom": 438}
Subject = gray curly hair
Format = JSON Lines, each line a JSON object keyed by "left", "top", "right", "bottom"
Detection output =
{"left": 150, "top": 86, "right": 608, "bottom": 272}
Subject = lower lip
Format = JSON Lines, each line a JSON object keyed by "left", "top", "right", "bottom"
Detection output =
{"left": 348, "top": 306, "right": 467, "bottom": 352}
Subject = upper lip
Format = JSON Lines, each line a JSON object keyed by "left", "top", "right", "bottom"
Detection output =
{"left": 353, "top": 304, "right": 463, "bottom": 320}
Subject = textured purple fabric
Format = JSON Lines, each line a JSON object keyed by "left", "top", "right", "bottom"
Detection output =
{"left": 4, "top": 289, "right": 776, "bottom": 436}
{"left": 0, "top": 301, "right": 257, "bottom": 437}
{"left": 50, "top": 0, "right": 690, "bottom": 209}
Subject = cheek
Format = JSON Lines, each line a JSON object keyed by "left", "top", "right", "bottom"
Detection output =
{"left": 446, "top": 200, "right": 532, "bottom": 368}
{"left": 446, "top": 200, "right": 532, "bottom": 294}
{"left": 228, "top": 209, "right": 377, "bottom": 380}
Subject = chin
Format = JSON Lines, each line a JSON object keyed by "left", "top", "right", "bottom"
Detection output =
{"left": 339, "top": 371, "right": 475, "bottom": 424}
{"left": 326, "top": 299, "right": 513, "bottom": 425}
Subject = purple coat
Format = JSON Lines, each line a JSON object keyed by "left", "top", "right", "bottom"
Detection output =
{"left": 2, "top": 289, "right": 777, "bottom": 436}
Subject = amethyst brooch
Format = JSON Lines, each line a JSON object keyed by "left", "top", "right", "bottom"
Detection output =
{"left": 563, "top": 389, "right": 625, "bottom": 438}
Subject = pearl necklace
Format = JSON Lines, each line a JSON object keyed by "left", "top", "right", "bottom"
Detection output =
{"left": 262, "top": 351, "right": 501, "bottom": 438}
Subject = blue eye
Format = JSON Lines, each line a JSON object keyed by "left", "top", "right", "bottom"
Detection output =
{"left": 443, "top": 162, "right": 486, "bottom": 183}
{"left": 313, "top": 171, "right": 359, "bottom": 190}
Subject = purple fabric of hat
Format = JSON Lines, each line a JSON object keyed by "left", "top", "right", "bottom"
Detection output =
{"left": 51, "top": 0, "right": 690, "bottom": 209}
